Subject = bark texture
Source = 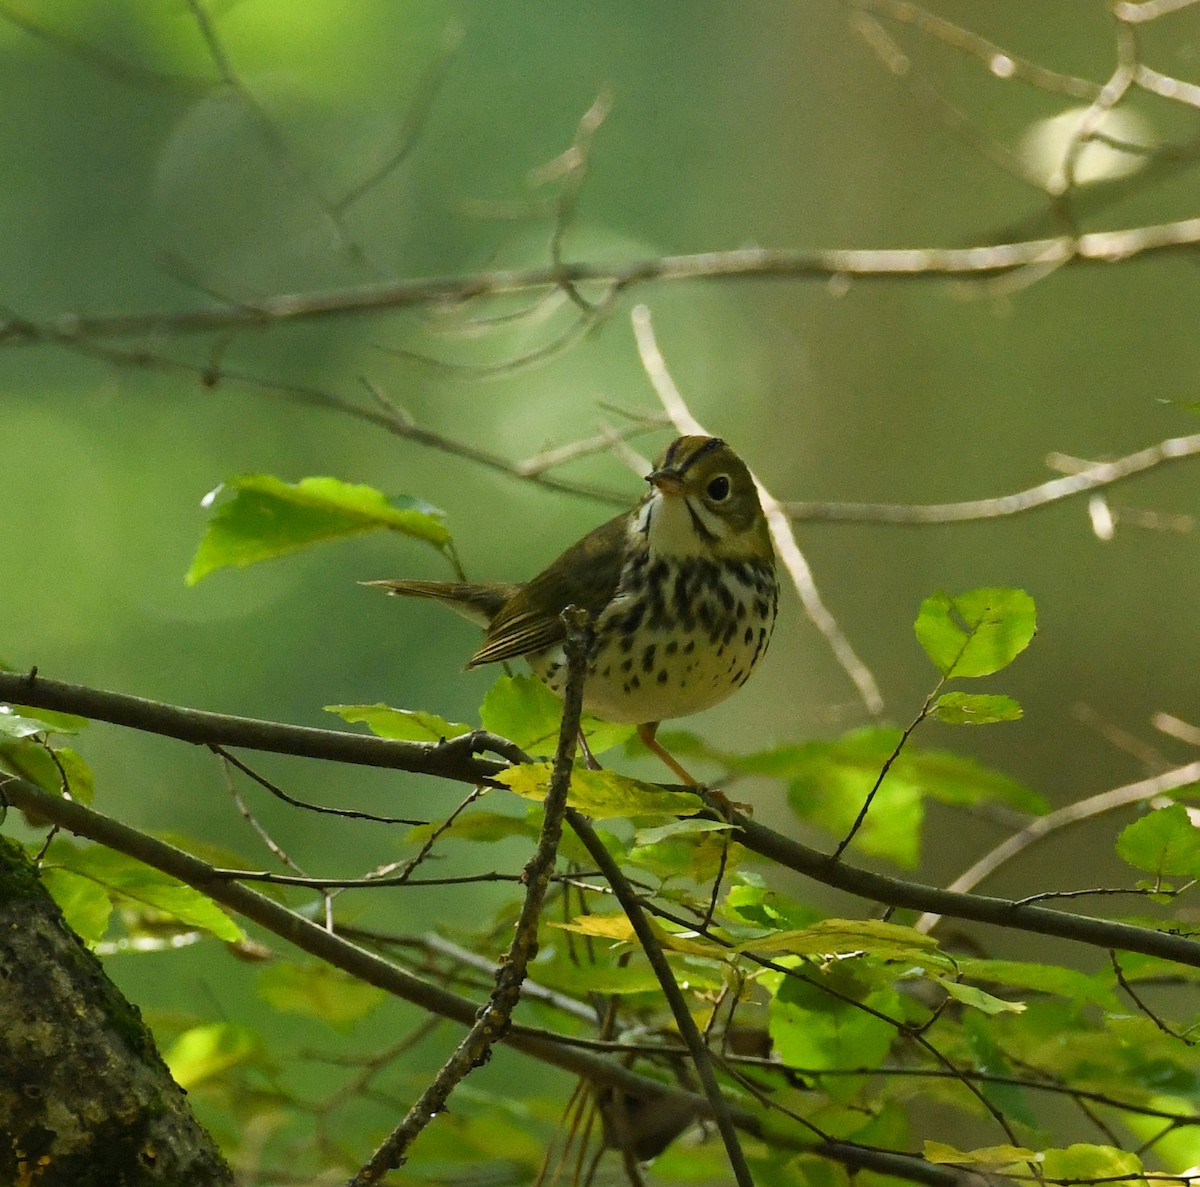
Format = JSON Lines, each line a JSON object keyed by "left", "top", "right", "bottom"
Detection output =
{"left": 0, "top": 836, "right": 234, "bottom": 1187}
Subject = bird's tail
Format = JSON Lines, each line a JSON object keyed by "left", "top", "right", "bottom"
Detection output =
{"left": 362, "top": 579, "right": 517, "bottom": 628}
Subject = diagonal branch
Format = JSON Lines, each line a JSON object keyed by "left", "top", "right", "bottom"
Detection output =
{"left": 349, "top": 607, "right": 592, "bottom": 1182}
{"left": 568, "top": 811, "right": 756, "bottom": 1187}
{"left": 630, "top": 302, "right": 885, "bottom": 716}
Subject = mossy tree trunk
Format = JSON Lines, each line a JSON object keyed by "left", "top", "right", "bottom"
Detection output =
{"left": 0, "top": 836, "right": 234, "bottom": 1187}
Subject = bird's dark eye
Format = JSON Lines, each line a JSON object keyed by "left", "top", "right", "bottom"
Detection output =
{"left": 706, "top": 475, "right": 731, "bottom": 501}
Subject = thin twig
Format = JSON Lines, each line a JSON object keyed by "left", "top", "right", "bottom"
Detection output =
{"left": 568, "top": 813, "right": 755, "bottom": 1187}
{"left": 1110, "top": 950, "right": 1197, "bottom": 1045}
{"left": 349, "top": 607, "right": 592, "bottom": 1182}
{"left": 212, "top": 744, "right": 427, "bottom": 825}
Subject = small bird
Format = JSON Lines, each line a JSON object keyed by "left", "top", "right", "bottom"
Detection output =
{"left": 368, "top": 436, "right": 778, "bottom": 785}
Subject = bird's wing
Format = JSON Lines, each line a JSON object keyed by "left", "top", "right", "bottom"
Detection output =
{"left": 465, "top": 511, "right": 630, "bottom": 668}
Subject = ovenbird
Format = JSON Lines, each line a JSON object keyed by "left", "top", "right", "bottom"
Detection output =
{"left": 368, "top": 436, "right": 778, "bottom": 784}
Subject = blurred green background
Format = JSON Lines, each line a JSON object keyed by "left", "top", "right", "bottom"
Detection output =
{"left": 4, "top": 0, "right": 1200, "bottom": 1172}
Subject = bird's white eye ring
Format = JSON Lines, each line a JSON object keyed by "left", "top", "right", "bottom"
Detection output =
{"left": 706, "top": 475, "right": 731, "bottom": 501}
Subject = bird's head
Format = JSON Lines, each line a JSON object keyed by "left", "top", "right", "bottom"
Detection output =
{"left": 637, "top": 435, "right": 773, "bottom": 562}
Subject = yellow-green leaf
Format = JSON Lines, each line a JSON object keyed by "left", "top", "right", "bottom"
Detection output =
{"left": 45, "top": 842, "right": 243, "bottom": 943}
{"left": 165, "top": 1023, "right": 266, "bottom": 1090}
{"left": 496, "top": 762, "right": 701, "bottom": 819}
{"left": 923, "top": 1141, "right": 1038, "bottom": 1168}
{"left": 737, "top": 919, "right": 953, "bottom": 971}
{"left": 914, "top": 588, "right": 1036, "bottom": 678}
{"left": 934, "top": 976, "right": 1027, "bottom": 1015}
{"left": 326, "top": 702, "right": 470, "bottom": 742}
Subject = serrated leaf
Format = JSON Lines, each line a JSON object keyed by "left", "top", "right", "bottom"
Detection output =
{"left": 45, "top": 843, "right": 243, "bottom": 943}
{"left": 496, "top": 762, "right": 701, "bottom": 819}
{"left": 187, "top": 474, "right": 448, "bottom": 584}
{"left": 257, "top": 962, "right": 385, "bottom": 1030}
{"left": 924, "top": 1142, "right": 1038, "bottom": 1168}
{"left": 935, "top": 976, "right": 1026, "bottom": 1015}
{"left": 914, "top": 588, "right": 1036, "bottom": 677}
{"left": 480, "top": 674, "right": 633, "bottom": 755}
{"left": 326, "top": 702, "right": 470, "bottom": 742}
{"left": 165, "top": 1022, "right": 266, "bottom": 1090}
{"left": 932, "top": 692, "right": 1023, "bottom": 725}
{"left": 1117, "top": 804, "right": 1200, "bottom": 877}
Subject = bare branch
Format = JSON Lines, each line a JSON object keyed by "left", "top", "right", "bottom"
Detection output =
{"left": 13, "top": 216, "right": 1200, "bottom": 350}
{"left": 567, "top": 811, "right": 756, "bottom": 1187}
{"left": 631, "top": 302, "right": 885, "bottom": 716}
{"left": 784, "top": 433, "right": 1200, "bottom": 524}
{"left": 914, "top": 759, "right": 1200, "bottom": 932}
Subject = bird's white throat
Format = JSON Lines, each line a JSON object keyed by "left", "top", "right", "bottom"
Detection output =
{"left": 634, "top": 490, "right": 725, "bottom": 557}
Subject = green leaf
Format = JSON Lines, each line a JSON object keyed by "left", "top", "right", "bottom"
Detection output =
{"left": 1, "top": 705, "right": 88, "bottom": 733}
{"left": 496, "top": 763, "right": 701, "bottom": 819}
{"left": 325, "top": 702, "right": 471, "bottom": 742}
{"left": 39, "top": 867, "right": 113, "bottom": 944}
{"left": 257, "top": 962, "right": 385, "bottom": 1030}
{"left": 768, "top": 968, "right": 899, "bottom": 1075}
{"left": 914, "top": 588, "right": 1036, "bottom": 677}
{"left": 44, "top": 843, "right": 243, "bottom": 943}
{"left": 932, "top": 692, "right": 1023, "bottom": 725}
{"left": 934, "top": 976, "right": 1026, "bottom": 1015}
{"left": 405, "top": 809, "right": 537, "bottom": 846}
{"left": 633, "top": 818, "right": 732, "bottom": 846}
{"left": 1041, "top": 1144, "right": 1143, "bottom": 1181}
{"left": 530, "top": 950, "right": 662, "bottom": 996}
{"left": 771, "top": 728, "right": 1044, "bottom": 866}
{"left": 0, "top": 741, "right": 95, "bottom": 803}
{"left": 480, "top": 674, "right": 633, "bottom": 755}
{"left": 961, "top": 1011, "right": 1038, "bottom": 1128}
{"left": 165, "top": 1022, "right": 267, "bottom": 1090}
{"left": 187, "top": 474, "right": 448, "bottom": 584}
{"left": 0, "top": 711, "right": 54, "bottom": 740}
{"left": 1117, "top": 803, "right": 1200, "bottom": 877}
{"left": 955, "top": 958, "right": 1118, "bottom": 1009}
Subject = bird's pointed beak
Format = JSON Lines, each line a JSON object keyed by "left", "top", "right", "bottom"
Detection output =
{"left": 646, "top": 467, "right": 686, "bottom": 497}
